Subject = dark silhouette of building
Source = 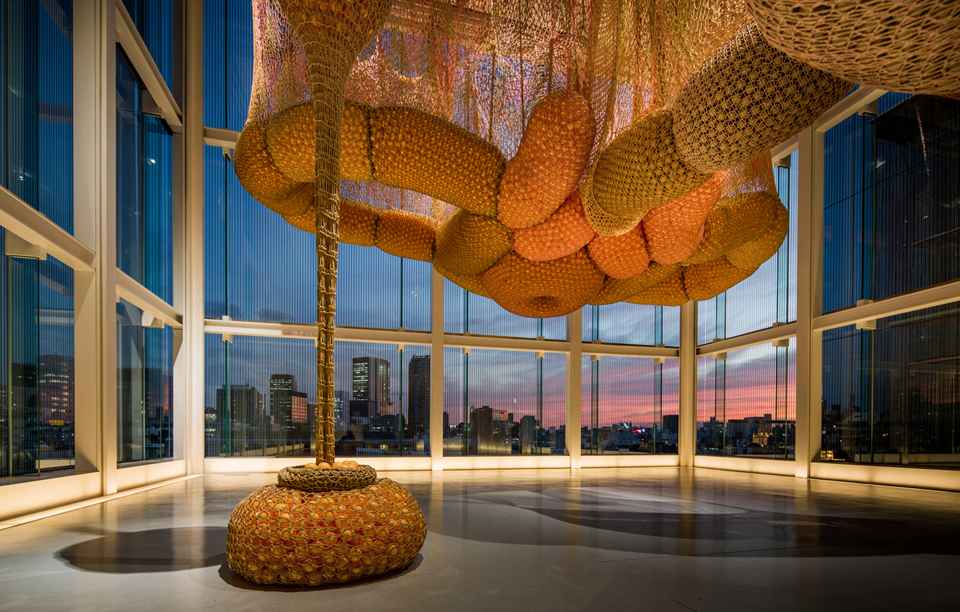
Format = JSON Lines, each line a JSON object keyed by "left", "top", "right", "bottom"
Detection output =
{"left": 216, "top": 384, "right": 266, "bottom": 427}
{"left": 520, "top": 415, "right": 538, "bottom": 454}
{"left": 291, "top": 391, "right": 309, "bottom": 424}
{"left": 352, "top": 357, "right": 390, "bottom": 415}
{"left": 269, "top": 374, "right": 296, "bottom": 427}
{"left": 38, "top": 354, "right": 74, "bottom": 426}
{"left": 408, "top": 354, "right": 429, "bottom": 439}
{"left": 470, "top": 406, "right": 509, "bottom": 454}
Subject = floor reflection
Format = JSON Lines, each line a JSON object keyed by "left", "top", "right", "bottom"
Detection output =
{"left": 57, "top": 526, "right": 228, "bottom": 573}
{"left": 416, "top": 484, "right": 960, "bottom": 557}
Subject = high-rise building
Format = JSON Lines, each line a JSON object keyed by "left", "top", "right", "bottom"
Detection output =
{"left": 408, "top": 354, "right": 429, "bottom": 439}
{"left": 269, "top": 374, "right": 297, "bottom": 428}
{"left": 215, "top": 385, "right": 266, "bottom": 427}
{"left": 291, "top": 391, "right": 309, "bottom": 424}
{"left": 520, "top": 415, "right": 538, "bottom": 454}
{"left": 352, "top": 357, "right": 390, "bottom": 416}
{"left": 38, "top": 355, "right": 74, "bottom": 426}
{"left": 334, "top": 391, "right": 346, "bottom": 431}
{"left": 469, "top": 406, "right": 509, "bottom": 454}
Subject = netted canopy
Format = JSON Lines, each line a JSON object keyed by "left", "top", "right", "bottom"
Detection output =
{"left": 235, "top": 0, "right": 847, "bottom": 320}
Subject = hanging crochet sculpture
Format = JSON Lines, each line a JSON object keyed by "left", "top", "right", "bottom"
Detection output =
{"left": 226, "top": 0, "right": 874, "bottom": 586}
{"left": 234, "top": 0, "right": 852, "bottom": 320}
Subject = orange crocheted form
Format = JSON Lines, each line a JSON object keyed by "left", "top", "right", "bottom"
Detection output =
{"left": 227, "top": 479, "right": 426, "bottom": 586}
{"left": 232, "top": 0, "right": 836, "bottom": 316}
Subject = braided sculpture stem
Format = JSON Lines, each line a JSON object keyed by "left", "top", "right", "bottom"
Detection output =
{"left": 277, "top": 0, "right": 395, "bottom": 466}
{"left": 312, "top": 63, "right": 345, "bottom": 466}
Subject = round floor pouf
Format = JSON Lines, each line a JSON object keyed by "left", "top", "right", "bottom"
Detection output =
{"left": 226, "top": 478, "right": 426, "bottom": 586}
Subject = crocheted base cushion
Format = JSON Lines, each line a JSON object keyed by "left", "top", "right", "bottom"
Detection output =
{"left": 226, "top": 479, "right": 426, "bottom": 586}
{"left": 278, "top": 464, "right": 378, "bottom": 492}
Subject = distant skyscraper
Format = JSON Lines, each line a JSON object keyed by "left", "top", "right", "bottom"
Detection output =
{"left": 352, "top": 357, "right": 390, "bottom": 415}
{"left": 520, "top": 415, "right": 538, "bottom": 454}
{"left": 270, "top": 374, "right": 297, "bottom": 428}
{"left": 663, "top": 414, "right": 679, "bottom": 434}
{"left": 38, "top": 354, "right": 74, "bottom": 426}
{"left": 470, "top": 406, "right": 509, "bottom": 453}
{"left": 216, "top": 384, "right": 266, "bottom": 426}
{"left": 408, "top": 354, "right": 429, "bottom": 438}
{"left": 334, "top": 391, "right": 346, "bottom": 430}
{"left": 291, "top": 391, "right": 309, "bottom": 424}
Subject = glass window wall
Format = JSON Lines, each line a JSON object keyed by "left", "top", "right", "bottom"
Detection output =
{"left": 822, "top": 303, "right": 960, "bottom": 467}
{"left": 116, "top": 52, "right": 173, "bottom": 303}
{"left": 581, "top": 355, "right": 679, "bottom": 455}
{"left": 205, "top": 336, "right": 430, "bottom": 458}
{"left": 0, "top": 0, "right": 74, "bottom": 233}
{"left": 823, "top": 93, "right": 959, "bottom": 313}
{"left": 697, "top": 341, "right": 796, "bottom": 459}
{"left": 443, "top": 348, "right": 565, "bottom": 456}
{"left": 0, "top": 230, "right": 76, "bottom": 481}
{"left": 117, "top": 299, "right": 174, "bottom": 463}
{"left": 582, "top": 303, "right": 680, "bottom": 347}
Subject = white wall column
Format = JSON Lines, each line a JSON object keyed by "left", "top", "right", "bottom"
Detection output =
{"left": 183, "top": 0, "right": 206, "bottom": 474}
{"left": 565, "top": 310, "right": 582, "bottom": 468}
{"left": 73, "top": 0, "right": 118, "bottom": 494}
{"left": 795, "top": 126, "right": 825, "bottom": 478}
{"left": 679, "top": 300, "right": 697, "bottom": 467}
{"left": 429, "top": 269, "right": 444, "bottom": 470}
{"left": 170, "top": 0, "right": 187, "bottom": 467}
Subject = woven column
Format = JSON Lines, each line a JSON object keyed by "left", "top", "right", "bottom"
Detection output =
{"left": 277, "top": 0, "right": 394, "bottom": 465}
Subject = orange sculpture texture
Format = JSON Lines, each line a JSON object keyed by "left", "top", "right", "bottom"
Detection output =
{"left": 227, "top": 480, "right": 427, "bottom": 586}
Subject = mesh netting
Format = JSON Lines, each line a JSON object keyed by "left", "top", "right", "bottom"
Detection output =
{"left": 725, "top": 198, "right": 789, "bottom": 270}
{"left": 481, "top": 249, "right": 605, "bottom": 318}
{"left": 625, "top": 269, "right": 688, "bottom": 306}
{"left": 684, "top": 257, "right": 754, "bottom": 301}
{"left": 589, "top": 108, "right": 712, "bottom": 217}
{"left": 672, "top": 22, "right": 852, "bottom": 173}
{"left": 642, "top": 172, "right": 724, "bottom": 265}
{"left": 590, "top": 262, "right": 677, "bottom": 305}
{"left": 746, "top": 0, "right": 960, "bottom": 97}
{"left": 497, "top": 90, "right": 596, "bottom": 229}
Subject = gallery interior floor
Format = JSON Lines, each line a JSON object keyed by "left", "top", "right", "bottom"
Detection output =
{"left": 1, "top": 467, "right": 959, "bottom": 612}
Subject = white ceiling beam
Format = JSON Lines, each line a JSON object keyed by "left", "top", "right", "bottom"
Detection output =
{"left": 697, "top": 322, "right": 798, "bottom": 358}
{"left": 203, "top": 126, "right": 240, "bottom": 149}
{"left": 115, "top": 0, "right": 182, "bottom": 131}
{"left": 116, "top": 269, "right": 183, "bottom": 329}
{"left": 0, "top": 185, "right": 96, "bottom": 272}
{"left": 813, "top": 280, "right": 960, "bottom": 333}
{"left": 813, "top": 86, "right": 887, "bottom": 134}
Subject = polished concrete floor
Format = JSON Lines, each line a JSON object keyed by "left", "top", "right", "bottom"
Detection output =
{"left": 1, "top": 468, "right": 959, "bottom": 611}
